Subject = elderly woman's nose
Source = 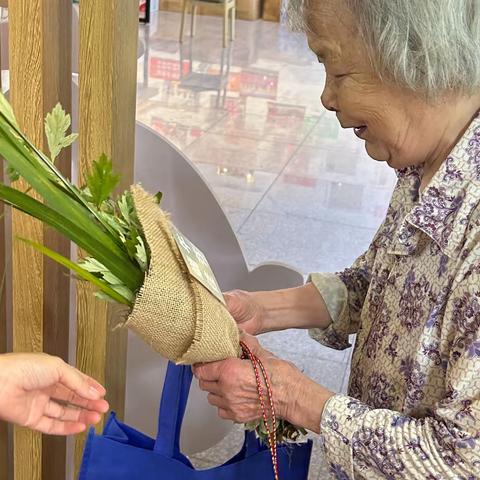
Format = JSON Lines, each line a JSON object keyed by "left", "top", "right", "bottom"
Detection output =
{"left": 321, "top": 79, "right": 338, "bottom": 112}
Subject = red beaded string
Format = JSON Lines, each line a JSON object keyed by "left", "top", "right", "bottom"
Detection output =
{"left": 248, "top": 352, "right": 277, "bottom": 466}
{"left": 254, "top": 355, "right": 279, "bottom": 474}
{"left": 240, "top": 341, "right": 279, "bottom": 480}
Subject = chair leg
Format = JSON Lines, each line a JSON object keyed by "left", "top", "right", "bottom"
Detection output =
{"left": 191, "top": 3, "right": 198, "bottom": 37}
{"left": 179, "top": 0, "right": 188, "bottom": 43}
{"left": 223, "top": 4, "right": 229, "bottom": 48}
{"left": 230, "top": 6, "right": 235, "bottom": 41}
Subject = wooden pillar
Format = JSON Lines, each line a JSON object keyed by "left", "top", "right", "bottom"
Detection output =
{"left": 41, "top": 4, "right": 72, "bottom": 480}
{"left": 9, "top": 1, "right": 72, "bottom": 479}
{"left": 0, "top": 63, "right": 8, "bottom": 480}
{"left": 74, "top": 0, "right": 139, "bottom": 473}
{"left": 0, "top": 15, "right": 9, "bottom": 479}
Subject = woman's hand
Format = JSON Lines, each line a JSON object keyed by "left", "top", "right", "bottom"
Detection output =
{"left": 224, "top": 284, "right": 332, "bottom": 335}
{"left": 193, "top": 335, "right": 334, "bottom": 433}
{"left": 224, "top": 290, "right": 267, "bottom": 335}
{"left": 0, "top": 353, "right": 109, "bottom": 435}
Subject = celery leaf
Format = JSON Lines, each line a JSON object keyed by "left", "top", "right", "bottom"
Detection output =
{"left": 85, "top": 154, "right": 120, "bottom": 208}
{"left": 44, "top": 103, "right": 78, "bottom": 163}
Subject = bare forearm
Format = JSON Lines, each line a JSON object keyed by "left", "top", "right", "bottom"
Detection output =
{"left": 252, "top": 283, "right": 332, "bottom": 333}
{"left": 272, "top": 359, "right": 334, "bottom": 434}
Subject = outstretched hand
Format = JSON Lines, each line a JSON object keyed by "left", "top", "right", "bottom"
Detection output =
{"left": 0, "top": 353, "right": 109, "bottom": 435}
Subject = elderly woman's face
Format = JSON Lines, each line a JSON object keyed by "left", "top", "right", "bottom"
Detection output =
{"left": 306, "top": 2, "right": 434, "bottom": 170}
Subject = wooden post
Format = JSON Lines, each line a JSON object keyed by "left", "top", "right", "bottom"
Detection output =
{"left": 9, "top": 1, "right": 72, "bottom": 479}
{"left": 0, "top": 7, "right": 11, "bottom": 480}
{"left": 74, "top": 0, "right": 139, "bottom": 473}
{"left": 0, "top": 13, "right": 9, "bottom": 479}
{"left": 0, "top": 60, "right": 8, "bottom": 480}
{"left": 41, "top": 3, "right": 72, "bottom": 480}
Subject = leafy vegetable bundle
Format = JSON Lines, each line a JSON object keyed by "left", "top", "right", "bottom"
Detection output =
{"left": 0, "top": 95, "right": 144, "bottom": 307}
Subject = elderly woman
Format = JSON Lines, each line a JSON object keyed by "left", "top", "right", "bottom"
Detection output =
{"left": 194, "top": 0, "right": 480, "bottom": 478}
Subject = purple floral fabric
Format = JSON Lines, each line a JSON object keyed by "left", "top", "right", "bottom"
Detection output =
{"left": 310, "top": 114, "right": 480, "bottom": 479}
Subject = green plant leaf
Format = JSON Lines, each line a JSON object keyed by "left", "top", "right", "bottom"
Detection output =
{"left": 44, "top": 103, "right": 78, "bottom": 163}
{"left": 85, "top": 154, "right": 120, "bottom": 208}
{"left": 98, "top": 210, "right": 127, "bottom": 238}
{"left": 80, "top": 257, "right": 107, "bottom": 273}
{"left": 18, "top": 237, "right": 132, "bottom": 306}
{"left": 81, "top": 257, "right": 135, "bottom": 303}
{"left": 0, "top": 92, "right": 18, "bottom": 128}
{"left": 110, "top": 284, "right": 135, "bottom": 303}
{"left": 135, "top": 236, "right": 148, "bottom": 271}
{"left": 118, "top": 192, "right": 133, "bottom": 223}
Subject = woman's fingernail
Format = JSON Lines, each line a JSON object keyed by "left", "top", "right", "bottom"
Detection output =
{"left": 89, "top": 386, "right": 102, "bottom": 398}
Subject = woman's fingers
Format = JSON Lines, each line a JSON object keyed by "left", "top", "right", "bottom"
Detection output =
{"left": 57, "top": 361, "right": 106, "bottom": 401}
{"left": 198, "top": 379, "right": 222, "bottom": 396}
{"left": 239, "top": 332, "right": 260, "bottom": 349}
{"left": 44, "top": 400, "right": 102, "bottom": 425}
{"left": 192, "top": 361, "right": 224, "bottom": 382}
{"left": 239, "top": 332, "right": 274, "bottom": 358}
{"left": 49, "top": 383, "right": 109, "bottom": 413}
{"left": 207, "top": 393, "right": 228, "bottom": 409}
{"left": 218, "top": 408, "right": 233, "bottom": 420}
{"left": 34, "top": 416, "right": 87, "bottom": 436}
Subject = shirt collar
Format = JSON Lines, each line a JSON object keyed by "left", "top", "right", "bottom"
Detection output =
{"left": 389, "top": 113, "right": 480, "bottom": 258}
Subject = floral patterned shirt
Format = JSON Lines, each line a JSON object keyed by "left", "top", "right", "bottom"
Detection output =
{"left": 309, "top": 113, "right": 480, "bottom": 479}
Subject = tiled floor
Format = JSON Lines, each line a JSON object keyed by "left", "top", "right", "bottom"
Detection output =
{"left": 136, "top": 10, "right": 396, "bottom": 479}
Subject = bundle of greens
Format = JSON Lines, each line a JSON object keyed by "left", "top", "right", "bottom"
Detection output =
{"left": 0, "top": 93, "right": 304, "bottom": 445}
{"left": 0, "top": 96, "right": 146, "bottom": 306}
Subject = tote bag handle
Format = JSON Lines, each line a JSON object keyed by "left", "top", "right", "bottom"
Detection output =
{"left": 153, "top": 362, "right": 192, "bottom": 459}
{"left": 153, "top": 362, "right": 264, "bottom": 460}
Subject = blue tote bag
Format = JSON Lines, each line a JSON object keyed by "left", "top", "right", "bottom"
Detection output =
{"left": 79, "top": 362, "right": 312, "bottom": 479}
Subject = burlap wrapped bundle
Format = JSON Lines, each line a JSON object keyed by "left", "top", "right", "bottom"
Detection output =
{"left": 126, "top": 185, "right": 241, "bottom": 364}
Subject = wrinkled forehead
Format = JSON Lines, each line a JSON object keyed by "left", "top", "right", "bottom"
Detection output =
{"left": 305, "top": 0, "right": 360, "bottom": 60}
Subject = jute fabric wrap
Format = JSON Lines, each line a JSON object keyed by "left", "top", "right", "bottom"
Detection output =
{"left": 126, "top": 185, "right": 240, "bottom": 364}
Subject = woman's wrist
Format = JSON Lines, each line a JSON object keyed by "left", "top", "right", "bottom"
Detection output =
{"left": 272, "top": 360, "right": 333, "bottom": 434}
{"left": 251, "top": 283, "right": 332, "bottom": 334}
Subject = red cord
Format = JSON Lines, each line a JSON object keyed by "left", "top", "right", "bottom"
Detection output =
{"left": 240, "top": 341, "right": 279, "bottom": 480}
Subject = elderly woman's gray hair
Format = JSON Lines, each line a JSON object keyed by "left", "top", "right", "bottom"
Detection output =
{"left": 288, "top": 0, "right": 480, "bottom": 98}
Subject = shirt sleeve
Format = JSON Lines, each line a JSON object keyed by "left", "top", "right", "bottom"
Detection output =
{"left": 319, "top": 279, "right": 480, "bottom": 479}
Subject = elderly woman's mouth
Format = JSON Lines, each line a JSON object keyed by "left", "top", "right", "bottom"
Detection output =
{"left": 354, "top": 126, "right": 367, "bottom": 138}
